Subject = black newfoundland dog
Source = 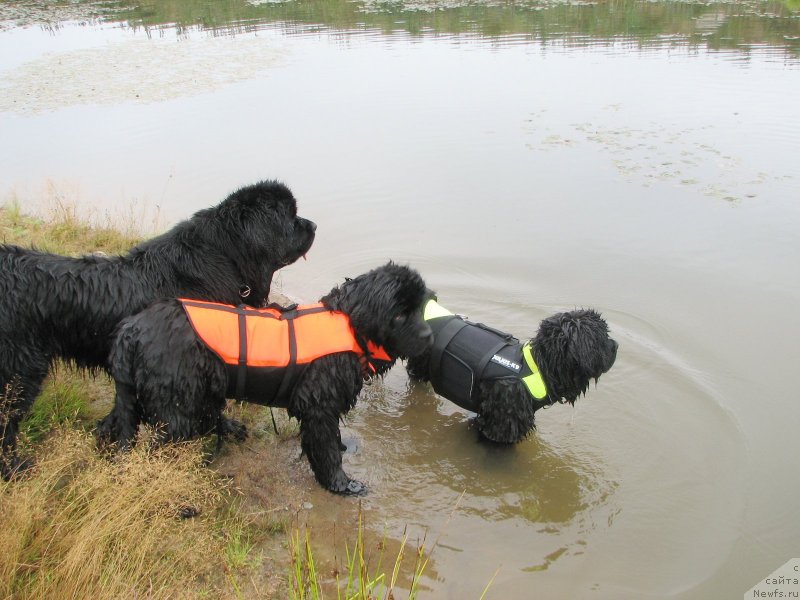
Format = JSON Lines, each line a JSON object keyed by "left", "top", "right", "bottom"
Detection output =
{"left": 0, "top": 180, "right": 315, "bottom": 478}
{"left": 406, "top": 299, "right": 618, "bottom": 443}
{"left": 97, "top": 262, "right": 432, "bottom": 496}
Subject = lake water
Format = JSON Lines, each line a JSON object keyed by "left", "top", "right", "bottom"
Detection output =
{"left": 1, "top": 0, "right": 799, "bottom": 598}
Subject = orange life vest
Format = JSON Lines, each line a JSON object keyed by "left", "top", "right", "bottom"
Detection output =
{"left": 180, "top": 299, "right": 392, "bottom": 406}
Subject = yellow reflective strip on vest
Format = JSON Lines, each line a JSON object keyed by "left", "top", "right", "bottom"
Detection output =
{"left": 424, "top": 299, "right": 454, "bottom": 321}
{"left": 521, "top": 343, "right": 547, "bottom": 400}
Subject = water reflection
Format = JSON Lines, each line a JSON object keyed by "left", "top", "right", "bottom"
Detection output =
{"left": 353, "top": 376, "right": 619, "bottom": 530}
{"left": 342, "top": 374, "right": 626, "bottom": 583}
{"left": 1, "top": 0, "right": 798, "bottom": 59}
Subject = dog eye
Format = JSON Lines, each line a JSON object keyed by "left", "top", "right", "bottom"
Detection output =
{"left": 393, "top": 314, "right": 407, "bottom": 324}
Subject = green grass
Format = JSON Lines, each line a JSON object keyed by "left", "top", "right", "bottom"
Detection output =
{"left": 286, "top": 495, "right": 496, "bottom": 600}
{"left": 19, "top": 374, "right": 91, "bottom": 444}
{"left": 220, "top": 509, "right": 262, "bottom": 571}
{"left": 288, "top": 507, "right": 433, "bottom": 600}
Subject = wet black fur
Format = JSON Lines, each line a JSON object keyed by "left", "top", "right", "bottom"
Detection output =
{"left": 0, "top": 180, "right": 315, "bottom": 478}
{"left": 407, "top": 308, "right": 618, "bottom": 443}
{"left": 98, "top": 262, "right": 433, "bottom": 496}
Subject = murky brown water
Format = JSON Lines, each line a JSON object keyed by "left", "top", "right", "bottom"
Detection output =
{"left": 2, "top": 0, "right": 799, "bottom": 597}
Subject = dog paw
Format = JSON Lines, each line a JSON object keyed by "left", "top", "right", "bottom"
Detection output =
{"left": 327, "top": 472, "right": 368, "bottom": 496}
{"left": 178, "top": 505, "right": 200, "bottom": 519}
{"left": 221, "top": 417, "right": 248, "bottom": 442}
{"left": 342, "top": 479, "right": 368, "bottom": 496}
{"left": 95, "top": 415, "right": 112, "bottom": 437}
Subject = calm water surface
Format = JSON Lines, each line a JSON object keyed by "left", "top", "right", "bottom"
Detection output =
{"left": 1, "top": 1, "right": 799, "bottom": 597}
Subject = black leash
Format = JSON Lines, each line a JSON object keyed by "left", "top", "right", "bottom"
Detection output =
{"left": 269, "top": 407, "right": 279, "bottom": 435}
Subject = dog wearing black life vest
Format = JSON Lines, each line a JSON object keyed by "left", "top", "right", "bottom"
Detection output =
{"left": 406, "top": 299, "right": 618, "bottom": 444}
{"left": 97, "top": 262, "right": 432, "bottom": 496}
{"left": 0, "top": 180, "right": 315, "bottom": 479}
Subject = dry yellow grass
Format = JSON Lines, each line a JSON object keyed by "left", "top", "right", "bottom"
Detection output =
{"left": 0, "top": 428, "right": 240, "bottom": 600}
{"left": 1, "top": 194, "right": 144, "bottom": 255}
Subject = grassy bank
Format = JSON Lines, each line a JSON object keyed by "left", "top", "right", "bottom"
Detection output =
{"left": 0, "top": 202, "right": 436, "bottom": 599}
{"left": 0, "top": 428, "right": 241, "bottom": 599}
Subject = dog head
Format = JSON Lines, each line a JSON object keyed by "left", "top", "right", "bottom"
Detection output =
{"left": 532, "top": 308, "right": 618, "bottom": 404}
{"left": 203, "top": 180, "right": 316, "bottom": 306}
{"left": 322, "top": 262, "right": 433, "bottom": 360}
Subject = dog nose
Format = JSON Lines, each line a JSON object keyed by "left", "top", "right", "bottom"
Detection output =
{"left": 307, "top": 220, "right": 317, "bottom": 232}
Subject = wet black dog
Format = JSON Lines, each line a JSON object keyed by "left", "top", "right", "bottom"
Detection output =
{"left": 406, "top": 299, "right": 617, "bottom": 443}
{"left": 98, "top": 262, "right": 432, "bottom": 496}
{"left": 0, "top": 180, "right": 315, "bottom": 478}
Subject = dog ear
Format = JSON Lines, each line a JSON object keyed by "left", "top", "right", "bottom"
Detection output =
{"left": 561, "top": 311, "right": 609, "bottom": 377}
{"left": 559, "top": 316, "right": 588, "bottom": 371}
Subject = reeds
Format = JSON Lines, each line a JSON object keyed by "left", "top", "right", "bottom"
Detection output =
{"left": 286, "top": 494, "right": 497, "bottom": 599}
{"left": 288, "top": 508, "right": 432, "bottom": 600}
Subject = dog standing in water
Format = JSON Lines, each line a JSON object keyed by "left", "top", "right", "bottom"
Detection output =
{"left": 406, "top": 299, "right": 617, "bottom": 443}
{"left": 98, "top": 262, "right": 432, "bottom": 496}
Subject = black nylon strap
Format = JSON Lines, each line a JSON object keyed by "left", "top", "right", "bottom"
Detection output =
{"left": 274, "top": 318, "right": 298, "bottom": 404}
{"left": 471, "top": 321, "right": 519, "bottom": 343}
{"left": 181, "top": 299, "right": 332, "bottom": 320}
{"left": 236, "top": 309, "right": 248, "bottom": 400}
{"left": 181, "top": 299, "right": 278, "bottom": 319}
{"left": 429, "top": 317, "right": 467, "bottom": 383}
{"left": 353, "top": 332, "right": 371, "bottom": 377}
{"left": 265, "top": 301, "right": 297, "bottom": 312}
{"left": 281, "top": 305, "right": 330, "bottom": 319}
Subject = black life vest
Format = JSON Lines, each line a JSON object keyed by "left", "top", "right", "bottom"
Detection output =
{"left": 423, "top": 299, "right": 547, "bottom": 412}
{"left": 181, "top": 299, "right": 391, "bottom": 406}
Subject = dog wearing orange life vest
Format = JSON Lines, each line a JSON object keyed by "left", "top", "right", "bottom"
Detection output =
{"left": 97, "top": 262, "right": 432, "bottom": 496}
